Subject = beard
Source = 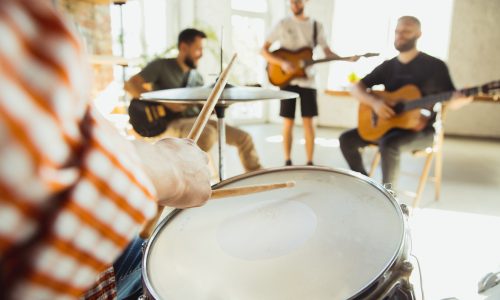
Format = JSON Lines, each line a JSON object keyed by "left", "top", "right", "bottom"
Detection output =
{"left": 293, "top": 7, "right": 304, "bottom": 16}
{"left": 395, "top": 37, "right": 417, "bottom": 52}
{"left": 184, "top": 56, "right": 197, "bottom": 69}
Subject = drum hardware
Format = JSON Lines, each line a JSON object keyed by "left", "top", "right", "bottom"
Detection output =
{"left": 383, "top": 183, "right": 397, "bottom": 198}
{"left": 400, "top": 204, "right": 410, "bottom": 217}
{"left": 375, "top": 261, "right": 415, "bottom": 300}
{"left": 382, "top": 184, "right": 412, "bottom": 218}
{"left": 141, "top": 86, "right": 298, "bottom": 181}
{"left": 478, "top": 271, "right": 500, "bottom": 293}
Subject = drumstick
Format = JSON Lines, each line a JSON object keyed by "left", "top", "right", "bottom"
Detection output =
{"left": 210, "top": 181, "right": 295, "bottom": 199}
{"left": 140, "top": 53, "right": 237, "bottom": 239}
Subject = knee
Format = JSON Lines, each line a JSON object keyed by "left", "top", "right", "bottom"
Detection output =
{"left": 339, "top": 131, "right": 353, "bottom": 150}
{"left": 197, "top": 126, "right": 217, "bottom": 151}
{"left": 239, "top": 131, "right": 253, "bottom": 146}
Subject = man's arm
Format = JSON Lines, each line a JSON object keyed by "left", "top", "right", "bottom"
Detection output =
{"left": 323, "top": 46, "right": 342, "bottom": 59}
{"left": 261, "top": 41, "right": 296, "bottom": 74}
{"left": 433, "top": 61, "right": 473, "bottom": 111}
{"left": 124, "top": 73, "right": 150, "bottom": 98}
{"left": 124, "top": 74, "right": 186, "bottom": 112}
{"left": 350, "top": 81, "right": 395, "bottom": 119}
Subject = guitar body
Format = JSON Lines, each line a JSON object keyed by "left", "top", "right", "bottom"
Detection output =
{"left": 128, "top": 99, "right": 171, "bottom": 137}
{"left": 267, "top": 47, "right": 313, "bottom": 87}
{"left": 358, "top": 85, "right": 427, "bottom": 142}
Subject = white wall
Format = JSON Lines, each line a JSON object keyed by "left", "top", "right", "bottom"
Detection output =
{"left": 444, "top": 0, "right": 500, "bottom": 138}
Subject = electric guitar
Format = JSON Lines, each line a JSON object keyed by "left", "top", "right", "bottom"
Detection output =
{"left": 128, "top": 99, "right": 175, "bottom": 137}
{"left": 357, "top": 80, "right": 500, "bottom": 142}
{"left": 267, "top": 47, "right": 378, "bottom": 87}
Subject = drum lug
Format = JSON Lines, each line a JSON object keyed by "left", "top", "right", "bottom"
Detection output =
{"left": 400, "top": 261, "right": 415, "bottom": 293}
{"left": 401, "top": 261, "right": 413, "bottom": 276}
{"left": 400, "top": 203, "right": 410, "bottom": 217}
{"left": 141, "top": 240, "right": 148, "bottom": 253}
{"left": 383, "top": 183, "right": 398, "bottom": 198}
{"left": 375, "top": 260, "right": 415, "bottom": 300}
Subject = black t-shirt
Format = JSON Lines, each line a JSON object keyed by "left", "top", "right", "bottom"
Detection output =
{"left": 362, "top": 52, "right": 455, "bottom": 96}
{"left": 361, "top": 52, "right": 455, "bottom": 127}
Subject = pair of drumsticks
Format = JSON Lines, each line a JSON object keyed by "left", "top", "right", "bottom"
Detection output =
{"left": 140, "top": 54, "right": 294, "bottom": 239}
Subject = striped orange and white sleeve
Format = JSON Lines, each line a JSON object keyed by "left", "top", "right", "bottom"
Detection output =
{"left": 0, "top": 0, "right": 157, "bottom": 299}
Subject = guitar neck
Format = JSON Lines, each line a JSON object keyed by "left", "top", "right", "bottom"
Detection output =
{"left": 401, "top": 85, "right": 485, "bottom": 112}
{"left": 305, "top": 56, "right": 355, "bottom": 66}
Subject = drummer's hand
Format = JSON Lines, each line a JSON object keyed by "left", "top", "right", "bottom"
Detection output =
{"left": 164, "top": 103, "right": 187, "bottom": 112}
{"left": 280, "top": 61, "right": 296, "bottom": 74}
{"left": 133, "top": 138, "right": 212, "bottom": 208}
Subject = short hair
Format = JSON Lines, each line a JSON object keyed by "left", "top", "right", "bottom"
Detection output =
{"left": 398, "top": 16, "right": 421, "bottom": 28}
{"left": 177, "top": 28, "right": 207, "bottom": 48}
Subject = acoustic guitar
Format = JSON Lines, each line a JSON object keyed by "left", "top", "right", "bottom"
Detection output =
{"left": 357, "top": 81, "right": 500, "bottom": 142}
{"left": 267, "top": 47, "right": 378, "bottom": 87}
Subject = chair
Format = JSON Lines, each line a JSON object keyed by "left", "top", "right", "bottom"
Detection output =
{"left": 368, "top": 104, "right": 446, "bottom": 207}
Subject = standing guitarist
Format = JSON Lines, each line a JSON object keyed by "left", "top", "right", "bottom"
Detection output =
{"left": 125, "top": 28, "right": 261, "bottom": 172}
{"left": 339, "top": 16, "right": 471, "bottom": 186}
{"left": 261, "top": 0, "right": 353, "bottom": 166}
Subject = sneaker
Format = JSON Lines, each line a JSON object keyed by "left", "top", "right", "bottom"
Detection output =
{"left": 285, "top": 159, "right": 292, "bottom": 166}
{"left": 306, "top": 161, "right": 314, "bottom": 166}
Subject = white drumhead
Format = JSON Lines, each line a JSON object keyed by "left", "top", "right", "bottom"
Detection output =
{"left": 145, "top": 167, "right": 405, "bottom": 300}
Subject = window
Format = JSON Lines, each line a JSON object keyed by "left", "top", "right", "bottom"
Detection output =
{"left": 226, "top": 0, "right": 271, "bottom": 124}
{"left": 231, "top": 0, "right": 268, "bottom": 14}
{"left": 327, "top": 0, "right": 454, "bottom": 90}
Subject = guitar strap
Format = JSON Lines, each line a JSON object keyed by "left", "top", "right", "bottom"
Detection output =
{"left": 313, "top": 20, "right": 317, "bottom": 48}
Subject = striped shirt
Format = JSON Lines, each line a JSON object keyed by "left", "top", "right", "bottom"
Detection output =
{"left": 0, "top": 0, "right": 157, "bottom": 299}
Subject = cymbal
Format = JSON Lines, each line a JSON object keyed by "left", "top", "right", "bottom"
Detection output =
{"left": 141, "top": 85, "right": 299, "bottom": 104}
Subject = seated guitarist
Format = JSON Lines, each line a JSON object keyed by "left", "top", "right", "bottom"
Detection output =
{"left": 339, "top": 16, "right": 471, "bottom": 186}
{"left": 125, "top": 28, "right": 261, "bottom": 172}
{"left": 261, "top": 0, "right": 348, "bottom": 166}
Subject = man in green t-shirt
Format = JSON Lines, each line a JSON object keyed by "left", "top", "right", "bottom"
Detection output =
{"left": 125, "top": 28, "right": 261, "bottom": 172}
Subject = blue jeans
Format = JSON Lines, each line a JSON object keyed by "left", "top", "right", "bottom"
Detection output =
{"left": 113, "top": 237, "right": 144, "bottom": 300}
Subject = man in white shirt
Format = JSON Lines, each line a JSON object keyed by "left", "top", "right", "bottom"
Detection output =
{"left": 261, "top": 0, "right": 348, "bottom": 166}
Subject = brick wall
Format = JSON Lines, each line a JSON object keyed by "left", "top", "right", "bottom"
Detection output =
{"left": 56, "top": 0, "right": 114, "bottom": 100}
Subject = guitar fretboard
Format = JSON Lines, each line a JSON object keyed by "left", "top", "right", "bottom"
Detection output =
{"left": 401, "top": 85, "right": 486, "bottom": 112}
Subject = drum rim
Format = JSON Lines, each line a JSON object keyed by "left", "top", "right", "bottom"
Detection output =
{"left": 142, "top": 166, "right": 406, "bottom": 300}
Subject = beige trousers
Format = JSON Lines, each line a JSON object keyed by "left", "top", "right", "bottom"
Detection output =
{"left": 146, "top": 118, "right": 261, "bottom": 172}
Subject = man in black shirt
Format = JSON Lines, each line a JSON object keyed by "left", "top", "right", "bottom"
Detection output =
{"left": 125, "top": 29, "right": 261, "bottom": 172}
{"left": 339, "top": 16, "right": 470, "bottom": 186}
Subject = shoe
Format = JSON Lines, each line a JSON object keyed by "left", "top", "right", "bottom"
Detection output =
{"left": 285, "top": 159, "right": 292, "bottom": 166}
{"left": 306, "top": 161, "right": 314, "bottom": 166}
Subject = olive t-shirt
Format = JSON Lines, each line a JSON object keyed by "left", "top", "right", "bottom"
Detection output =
{"left": 139, "top": 58, "right": 204, "bottom": 117}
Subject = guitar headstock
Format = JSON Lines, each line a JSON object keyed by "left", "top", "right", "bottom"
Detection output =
{"left": 481, "top": 80, "right": 500, "bottom": 100}
{"left": 361, "top": 53, "right": 380, "bottom": 58}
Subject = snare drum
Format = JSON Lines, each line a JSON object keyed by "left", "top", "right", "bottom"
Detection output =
{"left": 142, "top": 167, "right": 414, "bottom": 299}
